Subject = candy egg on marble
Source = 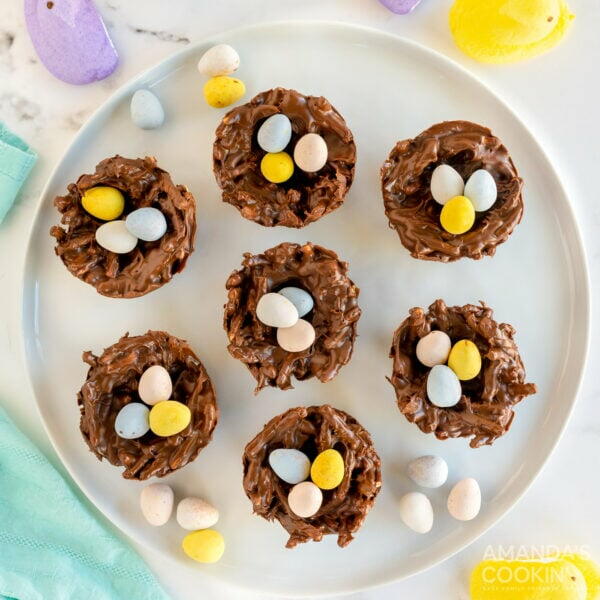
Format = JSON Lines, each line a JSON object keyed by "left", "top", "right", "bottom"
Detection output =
{"left": 197, "top": 44, "right": 240, "bottom": 77}
{"left": 447, "top": 477, "right": 481, "bottom": 521}
{"left": 293, "top": 133, "right": 328, "bottom": 172}
{"left": 430, "top": 164, "right": 464, "bottom": 206}
{"left": 426, "top": 365, "right": 462, "bottom": 408}
{"left": 176, "top": 497, "right": 219, "bottom": 531}
{"left": 440, "top": 195, "right": 475, "bottom": 234}
{"left": 464, "top": 169, "right": 497, "bottom": 212}
{"left": 149, "top": 400, "right": 191, "bottom": 437}
{"left": 138, "top": 365, "right": 172, "bottom": 406}
{"left": 125, "top": 207, "right": 167, "bottom": 242}
{"left": 95, "top": 220, "right": 138, "bottom": 254}
{"left": 130, "top": 89, "right": 165, "bottom": 130}
{"left": 82, "top": 186, "right": 124, "bottom": 221}
{"left": 260, "top": 151, "right": 294, "bottom": 183}
{"left": 269, "top": 448, "right": 311, "bottom": 484}
{"left": 140, "top": 483, "right": 174, "bottom": 526}
{"left": 288, "top": 481, "right": 323, "bottom": 518}
{"left": 277, "top": 319, "right": 315, "bottom": 353}
{"left": 182, "top": 529, "right": 225, "bottom": 563}
{"left": 448, "top": 339, "right": 482, "bottom": 381}
{"left": 256, "top": 292, "right": 298, "bottom": 328}
{"left": 278, "top": 286, "right": 314, "bottom": 318}
{"left": 257, "top": 114, "right": 292, "bottom": 153}
{"left": 398, "top": 492, "right": 434, "bottom": 534}
{"left": 407, "top": 455, "right": 448, "bottom": 488}
{"left": 203, "top": 76, "right": 245, "bottom": 108}
{"left": 311, "top": 449, "right": 344, "bottom": 490}
{"left": 416, "top": 330, "right": 452, "bottom": 367}
{"left": 114, "top": 402, "right": 150, "bottom": 439}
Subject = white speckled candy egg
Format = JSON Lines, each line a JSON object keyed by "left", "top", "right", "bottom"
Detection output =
{"left": 138, "top": 365, "right": 172, "bottom": 406}
{"left": 125, "top": 207, "right": 168, "bottom": 242}
{"left": 416, "top": 330, "right": 452, "bottom": 367}
{"left": 447, "top": 478, "right": 481, "bottom": 521}
{"left": 257, "top": 114, "right": 292, "bottom": 153}
{"left": 464, "top": 169, "right": 497, "bottom": 212}
{"left": 176, "top": 497, "right": 219, "bottom": 531}
{"left": 427, "top": 364, "right": 462, "bottom": 408}
{"left": 277, "top": 319, "right": 315, "bottom": 352}
{"left": 95, "top": 220, "right": 138, "bottom": 254}
{"left": 197, "top": 44, "right": 240, "bottom": 77}
{"left": 130, "top": 89, "right": 165, "bottom": 130}
{"left": 269, "top": 448, "right": 311, "bottom": 484}
{"left": 114, "top": 402, "right": 150, "bottom": 439}
{"left": 278, "top": 287, "right": 314, "bottom": 318}
{"left": 398, "top": 492, "right": 434, "bottom": 533}
{"left": 407, "top": 455, "right": 448, "bottom": 488}
{"left": 140, "top": 483, "right": 174, "bottom": 526}
{"left": 288, "top": 481, "right": 323, "bottom": 518}
{"left": 256, "top": 292, "right": 298, "bottom": 328}
{"left": 430, "top": 164, "right": 464, "bottom": 205}
{"left": 293, "top": 133, "right": 328, "bottom": 173}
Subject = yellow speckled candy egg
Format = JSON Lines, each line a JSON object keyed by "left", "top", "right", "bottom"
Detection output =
{"left": 149, "top": 400, "right": 191, "bottom": 437}
{"left": 81, "top": 186, "right": 124, "bottom": 221}
{"left": 440, "top": 195, "right": 475, "bottom": 234}
{"left": 310, "top": 449, "right": 344, "bottom": 490}
{"left": 182, "top": 529, "right": 225, "bottom": 564}
{"left": 448, "top": 339, "right": 482, "bottom": 381}
{"left": 203, "top": 76, "right": 245, "bottom": 108}
{"left": 260, "top": 152, "right": 294, "bottom": 184}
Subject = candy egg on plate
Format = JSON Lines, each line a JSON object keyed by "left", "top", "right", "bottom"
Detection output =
{"left": 464, "top": 169, "right": 497, "bottom": 212}
{"left": 130, "top": 89, "right": 165, "bottom": 130}
{"left": 138, "top": 365, "right": 172, "bottom": 405}
{"left": 114, "top": 402, "right": 150, "bottom": 439}
{"left": 203, "top": 76, "right": 245, "bottom": 108}
{"left": 176, "top": 497, "right": 219, "bottom": 531}
{"left": 140, "top": 483, "right": 174, "bottom": 526}
{"left": 407, "top": 455, "right": 448, "bottom": 488}
{"left": 426, "top": 365, "right": 462, "bottom": 408}
{"left": 257, "top": 114, "right": 293, "bottom": 153}
{"left": 182, "top": 530, "right": 225, "bottom": 563}
{"left": 447, "top": 477, "right": 481, "bottom": 521}
{"left": 293, "top": 133, "right": 328, "bottom": 172}
{"left": 126, "top": 207, "right": 167, "bottom": 242}
{"left": 95, "top": 220, "right": 138, "bottom": 254}
{"left": 430, "top": 164, "right": 464, "bottom": 205}
{"left": 398, "top": 492, "right": 434, "bottom": 533}
{"left": 197, "top": 44, "right": 240, "bottom": 77}
{"left": 269, "top": 448, "right": 311, "bottom": 484}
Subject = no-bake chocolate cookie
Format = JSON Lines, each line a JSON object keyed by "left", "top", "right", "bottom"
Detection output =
{"left": 51, "top": 156, "right": 196, "bottom": 298}
{"left": 78, "top": 331, "right": 218, "bottom": 479}
{"left": 389, "top": 299, "right": 536, "bottom": 448}
{"left": 243, "top": 405, "right": 381, "bottom": 548}
{"left": 381, "top": 121, "right": 524, "bottom": 262}
{"left": 224, "top": 242, "right": 361, "bottom": 392}
{"left": 213, "top": 87, "right": 356, "bottom": 228}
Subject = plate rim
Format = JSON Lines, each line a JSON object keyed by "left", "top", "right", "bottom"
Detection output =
{"left": 18, "top": 19, "right": 591, "bottom": 597}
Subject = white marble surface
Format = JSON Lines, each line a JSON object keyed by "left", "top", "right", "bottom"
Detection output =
{"left": 1, "top": 1, "right": 599, "bottom": 599}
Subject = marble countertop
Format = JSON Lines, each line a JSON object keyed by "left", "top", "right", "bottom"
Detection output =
{"left": 1, "top": 1, "right": 599, "bottom": 598}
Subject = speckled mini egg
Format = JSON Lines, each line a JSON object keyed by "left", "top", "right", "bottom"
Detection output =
{"left": 407, "top": 455, "right": 448, "bottom": 488}
{"left": 426, "top": 364, "right": 462, "bottom": 408}
{"left": 256, "top": 292, "right": 298, "bottom": 328}
{"left": 293, "top": 133, "right": 328, "bottom": 173}
{"left": 176, "top": 497, "right": 219, "bottom": 531}
{"left": 447, "top": 478, "right": 481, "bottom": 521}
{"left": 416, "top": 330, "right": 452, "bottom": 367}
{"left": 257, "top": 114, "right": 292, "bottom": 153}
{"left": 140, "top": 483, "right": 174, "bottom": 526}
{"left": 277, "top": 319, "right": 315, "bottom": 353}
{"left": 278, "top": 287, "right": 314, "bottom": 318}
{"left": 464, "top": 169, "right": 497, "bottom": 212}
{"left": 130, "top": 89, "right": 165, "bottom": 130}
{"left": 138, "top": 365, "right": 172, "bottom": 406}
{"left": 125, "top": 207, "right": 167, "bottom": 242}
{"left": 398, "top": 492, "right": 434, "bottom": 533}
{"left": 114, "top": 402, "right": 150, "bottom": 439}
{"left": 197, "top": 44, "right": 240, "bottom": 77}
{"left": 288, "top": 481, "right": 323, "bottom": 518}
{"left": 269, "top": 448, "right": 311, "bottom": 484}
{"left": 430, "top": 164, "right": 464, "bottom": 205}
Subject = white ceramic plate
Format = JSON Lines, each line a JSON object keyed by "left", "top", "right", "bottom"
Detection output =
{"left": 21, "top": 21, "right": 589, "bottom": 597}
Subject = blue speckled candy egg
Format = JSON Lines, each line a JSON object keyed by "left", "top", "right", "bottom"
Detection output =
{"left": 278, "top": 287, "right": 314, "bottom": 318}
{"left": 125, "top": 207, "right": 167, "bottom": 242}
{"left": 114, "top": 402, "right": 150, "bottom": 439}
{"left": 257, "top": 114, "right": 292, "bottom": 153}
{"left": 130, "top": 89, "right": 165, "bottom": 130}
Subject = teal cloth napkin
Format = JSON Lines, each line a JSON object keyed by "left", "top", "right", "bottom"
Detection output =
{"left": 0, "top": 123, "right": 37, "bottom": 224}
{"left": 0, "top": 405, "right": 170, "bottom": 600}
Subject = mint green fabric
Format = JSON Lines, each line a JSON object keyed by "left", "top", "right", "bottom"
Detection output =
{"left": 0, "top": 405, "right": 170, "bottom": 600}
{"left": 0, "top": 122, "right": 37, "bottom": 224}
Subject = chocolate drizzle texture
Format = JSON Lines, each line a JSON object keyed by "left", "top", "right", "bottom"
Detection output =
{"left": 389, "top": 299, "right": 536, "bottom": 448}
{"left": 213, "top": 88, "right": 356, "bottom": 228}
{"left": 51, "top": 156, "right": 196, "bottom": 298}
{"left": 78, "top": 331, "right": 218, "bottom": 479}
{"left": 224, "top": 242, "right": 361, "bottom": 392}
{"left": 381, "top": 121, "right": 524, "bottom": 262}
{"left": 243, "top": 405, "right": 382, "bottom": 548}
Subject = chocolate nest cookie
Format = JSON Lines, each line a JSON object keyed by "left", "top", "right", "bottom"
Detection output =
{"left": 381, "top": 120, "right": 524, "bottom": 262}
{"left": 389, "top": 299, "right": 536, "bottom": 448}
{"left": 78, "top": 331, "right": 218, "bottom": 479}
{"left": 224, "top": 242, "right": 361, "bottom": 392}
{"left": 51, "top": 156, "right": 196, "bottom": 298}
{"left": 213, "top": 87, "right": 356, "bottom": 228}
{"left": 243, "top": 405, "right": 381, "bottom": 548}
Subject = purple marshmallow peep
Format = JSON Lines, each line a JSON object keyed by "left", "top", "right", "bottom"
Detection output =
{"left": 24, "top": 0, "right": 118, "bottom": 85}
{"left": 379, "top": 0, "right": 423, "bottom": 14}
